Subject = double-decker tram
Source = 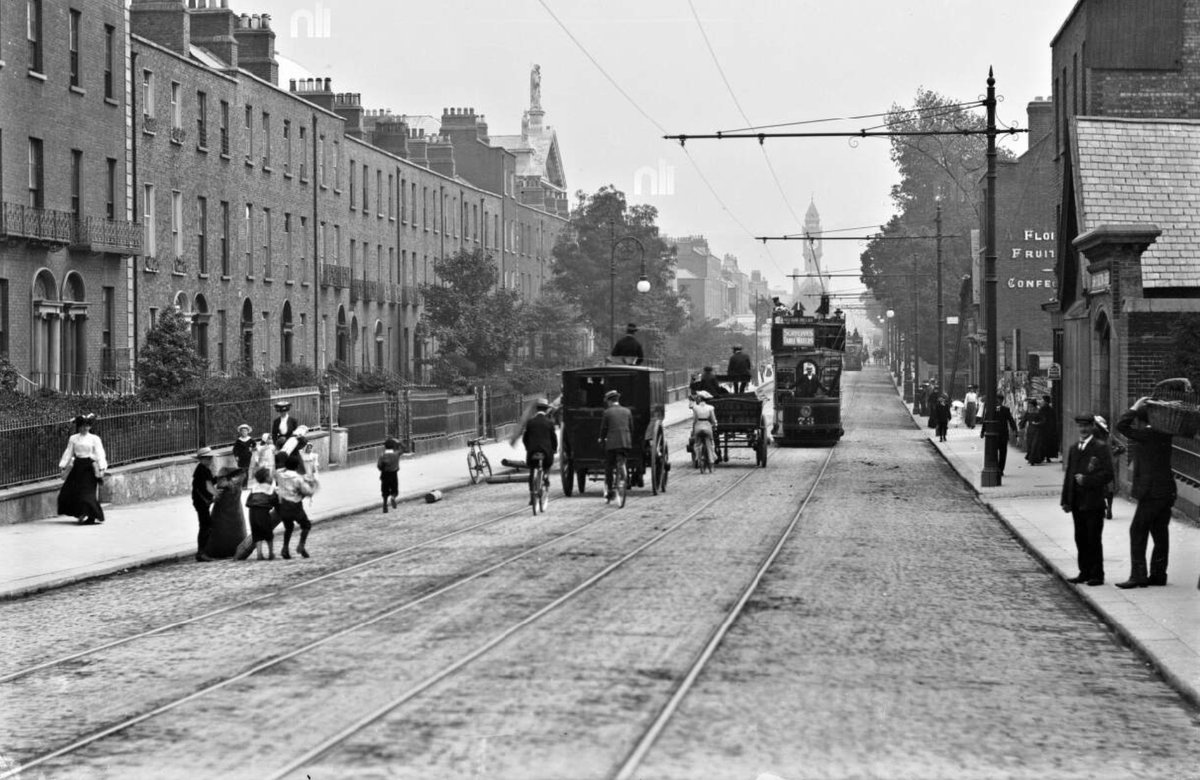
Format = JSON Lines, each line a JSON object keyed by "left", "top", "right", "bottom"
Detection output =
{"left": 844, "top": 331, "right": 864, "bottom": 371}
{"left": 770, "top": 305, "right": 846, "bottom": 445}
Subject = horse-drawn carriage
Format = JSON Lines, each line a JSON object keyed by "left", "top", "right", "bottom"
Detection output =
{"left": 689, "top": 375, "right": 768, "bottom": 468}
{"left": 559, "top": 365, "right": 670, "bottom": 496}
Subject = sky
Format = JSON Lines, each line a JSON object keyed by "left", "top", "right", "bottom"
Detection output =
{"left": 237, "top": 0, "right": 1075, "bottom": 325}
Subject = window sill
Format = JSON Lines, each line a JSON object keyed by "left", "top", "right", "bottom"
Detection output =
{"left": 199, "top": 272, "right": 210, "bottom": 279}
{"left": 246, "top": 274, "right": 256, "bottom": 281}
{"left": 27, "top": 69, "right": 47, "bottom": 82}
{"left": 319, "top": 184, "right": 328, "bottom": 191}
{"left": 390, "top": 217, "right": 396, "bottom": 223}
{"left": 244, "top": 159, "right": 255, "bottom": 168}
{"left": 221, "top": 274, "right": 231, "bottom": 281}
{"left": 378, "top": 213, "right": 385, "bottom": 220}
{"left": 104, "top": 96, "right": 118, "bottom": 106}
{"left": 143, "top": 129, "right": 156, "bottom": 138}
{"left": 170, "top": 138, "right": 183, "bottom": 147}
{"left": 69, "top": 85, "right": 85, "bottom": 96}
{"left": 285, "top": 279, "right": 295, "bottom": 286}
{"left": 300, "top": 280, "right": 311, "bottom": 288}
{"left": 0, "top": 60, "right": 6, "bottom": 70}
{"left": 171, "top": 270, "right": 186, "bottom": 277}
{"left": 263, "top": 165, "right": 273, "bottom": 174}
{"left": 196, "top": 145, "right": 209, "bottom": 154}
{"left": 220, "top": 153, "right": 232, "bottom": 162}
{"left": 283, "top": 172, "right": 293, "bottom": 180}
{"left": 263, "top": 277, "right": 274, "bottom": 284}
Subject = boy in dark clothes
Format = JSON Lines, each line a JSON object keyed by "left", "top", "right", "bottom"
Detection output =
{"left": 378, "top": 438, "right": 401, "bottom": 512}
{"left": 245, "top": 467, "right": 279, "bottom": 560}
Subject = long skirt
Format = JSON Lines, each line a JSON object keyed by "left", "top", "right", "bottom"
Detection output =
{"left": 964, "top": 402, "right": 977, "bottom": 428}
{"left": 205, "top": 483, "right": 249, "bottom": 558}
{"left": 57, "top": 458, "right": 105, "bottom": 523}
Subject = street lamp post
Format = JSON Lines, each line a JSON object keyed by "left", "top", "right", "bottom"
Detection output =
{"left": 935, "top": 199, "right": 944, "bottom": 393}
{"left": 981, "top": 69, "right": 1002, "bottom": 487}
{"left": 886, "top": 309, "right": 895, "bottom": 382}
{"left": 609, "top": 235, "right": 649, "bottom": 353}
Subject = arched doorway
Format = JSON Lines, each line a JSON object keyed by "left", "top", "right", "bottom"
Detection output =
{"left": 61, "top": 273, "right": 87, "bottom": 392}
{"left": 280, "top": 301, "right": 294, "bottom": 365}
{"left": 32, "top": 269, "right": 61, "bottom": 389}
{"left": 1094, "top": 312, "right": 1112, "bottom": 419}
{"left": 241, "top": 298, "right": 255, "bottom": 373}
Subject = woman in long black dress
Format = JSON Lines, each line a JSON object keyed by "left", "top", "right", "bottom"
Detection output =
{"left": 57, "top": 413, "right": 107, "bottom": 524}
{"left": 204, "top": 466, "right": 248, "bottom": 558}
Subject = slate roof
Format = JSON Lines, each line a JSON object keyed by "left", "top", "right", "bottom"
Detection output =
{"left": 1072, "top": 116, "right": 1200, "bottom": 288}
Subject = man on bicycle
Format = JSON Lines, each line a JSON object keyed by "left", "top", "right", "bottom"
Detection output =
{"left": 522, "top": 397, "right": 558, "bottom": 504}
{"left": 598, "top": 389, "right": 634, "bottom": 502}
{"left": 691, "top": 390, "right": 719, "bottom": 468}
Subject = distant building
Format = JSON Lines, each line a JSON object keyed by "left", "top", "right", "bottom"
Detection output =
{"left": 670, "top": 235, "right": 724, "bottom": 322}
{"left": 792, "top": 199, "right": 827, "bottom": 313}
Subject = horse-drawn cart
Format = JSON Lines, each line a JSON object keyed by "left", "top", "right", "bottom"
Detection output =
{"left": 708, "top": 390, "right": 769, "bottom": 467}
{"left": 559, "top": 365, "right": 670, "bottom": 496}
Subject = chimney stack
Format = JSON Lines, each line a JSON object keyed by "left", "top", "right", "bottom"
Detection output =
{"left": 130, "top": 0, "right": 191, "bottom": 56}
{"left": 1027, "top": 96, "right": 1054, "bottom": 147}
{"left": 188, "top": 0, "right": 237, "bottom": 68}
{"left": 234, "top": 12, "right": 278, "bottom": 85}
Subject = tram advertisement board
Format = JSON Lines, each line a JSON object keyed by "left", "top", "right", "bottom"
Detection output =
{"left": 779, "top": 327, "right": 815, "bottom": 348}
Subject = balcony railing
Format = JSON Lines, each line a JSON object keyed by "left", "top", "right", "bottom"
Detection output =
{"left": 321, "top": 263, "right": 351, "bottom": 289}
{"left": 350, "top": 277, "right": 365, "bottom": 302}
{"left": 70, "top": 215, "right": 142, "bottom": 255}
{"left": 364, "top": 279, "right": 383, "bottom": 303}
{"left": 1, "top": 201, "right": 74, "bottom": 245}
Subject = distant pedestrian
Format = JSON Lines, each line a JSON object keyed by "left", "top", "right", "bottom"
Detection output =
{"left": 191, "top": 447, "right": 216, "bottom": 561}
{"left": 727, "top": 345, "right": 752, "bottom": 394}
{"left": 244, "top": 466, "right": 279, "bottom": 560}
{"left": 301, "top": 442, "right": 320, "bottom": 505}
{"left": 610, "top": 322, "right": 644, "bottom": 365}
{"left": 205, "top": 466, "right": 248, "bottom": 559}
{"left": 378, "top": 437, "right": 401, "bottom": 513}
{"left": 1020, "top": 398, "right": 1045, "bottom": 464}
{"left": 276, "top": 453, "right": 316, "bottom": 558}
{"left": 232, "top": 423, "right": 255, "bottom": 471}
{"left": 271, "top": 401, "right": 300, "bottom": 443}
{"left": 1061, "top": 413, "right": 1114, "bottom": 587}
{"left": 963, "top": 386, "right": 979, "bottom": 429}
{"left": 1040, "top": 395, "right": 1059, "bottom": 462}
{"left": 57, "top": 413, "right": 107, "bottom": 525}
{"left": 931, "top": 395, "right": 951, "bottom": 442}
{"left": 253, "top": 434, "right": 276, "bottom": 481}
{"left": 981, "top": 396, "right": 1019, "bottom": 476}
{"left": 598, "top": 389, "right": 634, "bottom": 502}
{"left": 1114, "top": 397, "right": 1177, "bottom": 588}
{"left": 1091, "top": 416, "right": 1125, "bottom": 520}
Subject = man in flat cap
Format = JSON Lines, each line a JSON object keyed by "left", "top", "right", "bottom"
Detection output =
{"left": 599, "top": 389, "right": 634, "bottom": 502}
{"left": 1061, "top": 412, "right": 1115, "bottom": 587}
{"left": 611, "top": 323, "right": 644, "bottom": 365}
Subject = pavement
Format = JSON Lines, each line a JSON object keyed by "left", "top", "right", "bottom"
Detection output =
{"left": 2, "top": 376, "right": 1196, "bottom": 708}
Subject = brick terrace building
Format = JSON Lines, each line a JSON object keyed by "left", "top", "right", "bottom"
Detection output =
{"left": 2, "top": 0, "right": 568, "bottom": 390}
{"left": 1049, "top": 0, "right": 1200, "bottom": 431}
{"left": 0, "top": 0, "right": 141, "bottom": 392}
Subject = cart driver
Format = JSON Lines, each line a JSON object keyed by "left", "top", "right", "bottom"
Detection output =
{"left": 611, "top": 322, "right": 644, "bottom": 365}
{"left": 598, "top": 389, "right": 634, "bottom": 502}
{"left": 691, "top": 390, "right": 719, "bottom": 466}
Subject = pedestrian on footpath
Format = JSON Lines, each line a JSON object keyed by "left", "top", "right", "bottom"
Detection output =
{"left": 276, "top": 452, "right": 316, "bottom": 558}
{"left": 963, "top": 385, "right": 979, "bottom": 429}
{"left": 981, "top": 396, "right": 1019, "bottom": 476}
{"left": 191, "top": 447, "right": 216, "bottom": 561}
{"left": 1061, "top": 413, "right": 1115, "bottom": 586}
{"left": 598, "top": 389, "right": 634, "bottom": 502}
{"left": 1114, "top": 397, "right": 1176, "bottom": 588}
{"left": 1020, "top": 398, "right": 1045, "bottom": 464}
{"left": 231, "top": 423, "right": 255, "bottom": 472}
{"left": 1040, "top": 395, "right": 1060, "bottom": 462}
{"left": 253, "top": 434, "right": 276, "bottom": 482}
{"left": 1091, "top": 416, "right": 1125, "bottom": 520}
{"left": 244, "top": 467, "right": 279, "bottom": 560}
{"left": 205, "top": 466, "right": 248, "bottom": 559}
{"left": 57, "top": 413, "right": 107, "bottom": 525}
{"left": 378, "top": 438, "right": 401, "bottom": 513}
{"left": 931, "top": 394, "right": 951, "bottom": 442}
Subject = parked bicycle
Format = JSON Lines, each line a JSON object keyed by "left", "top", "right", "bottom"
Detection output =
{"left": 466, "top": 437, "right": 492, "bottom": 484}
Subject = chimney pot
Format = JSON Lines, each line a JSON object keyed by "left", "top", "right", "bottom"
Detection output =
{"left": 290, "top": 79, "right": 296, "bottom": 91}
{"left": 262, "top": 13, "right": 271, "bottom": 28}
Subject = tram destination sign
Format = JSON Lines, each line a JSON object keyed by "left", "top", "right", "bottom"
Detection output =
{"left": 780, "top": 327, "right": 815, "bottom": 347}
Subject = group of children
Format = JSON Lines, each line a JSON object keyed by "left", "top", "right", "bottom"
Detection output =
{"left": 231, "top": 423, "right": 320, "bottom": 561}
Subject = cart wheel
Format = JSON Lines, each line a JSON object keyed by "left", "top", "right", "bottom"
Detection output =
{"left": 757, "top": 426, "right": 769, "bottom": 467}
{"left": 577, "top": 468, "right": 587, "bottom": 494}
{"left": 561, "top": 458, "right": 575, "bottom": 497}
{"left": 660, "top": 443, "right": 669, "bottom": 492}
{"left": 651, "top": 438, "right": 667, "bottom": 494}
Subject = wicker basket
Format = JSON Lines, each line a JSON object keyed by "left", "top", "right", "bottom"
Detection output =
{"left": 1146, "top": 378, "right": 1200, "bottom": 436}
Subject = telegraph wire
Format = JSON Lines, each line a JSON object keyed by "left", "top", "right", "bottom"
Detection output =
{"left": 716, "top": 100, "right": 984, "bottom": 134}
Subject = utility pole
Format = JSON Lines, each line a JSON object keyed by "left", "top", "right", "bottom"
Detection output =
{"left": 936, "top": 199, "right": 944, "bottom": 392}
{"left": 981, "top": 68, "right": 1001, "bottom": 487}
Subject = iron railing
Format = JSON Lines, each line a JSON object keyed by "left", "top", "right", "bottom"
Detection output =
{"left": 1, "top": 201, "right": 74, "bottom": 244}
{"left": 71, "top": 215, "right": 142, "bottom": 254}
{"left": 321, "top": 263, "right": 351, "bottom": 289}
{"left": 350, "top": 277, "right": 365, "bottom": 302}
{"left": 401, "top": 285, "right": 421, "bottom": 307}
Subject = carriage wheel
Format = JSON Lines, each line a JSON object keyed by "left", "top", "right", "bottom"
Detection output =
{"left": 577, "top": 468, "right": 588, "bottom": 494}
{"left": 561, "top": 457, "right": 575, "bottom": 497}
{"left": 650, "top": 433, "right": 666, "bottom": 495}
{"left": 659, "top": 443, "right": 669, "bottom": 492}
{"left": 757, "top": 424, "right": 769, "bottom": 467}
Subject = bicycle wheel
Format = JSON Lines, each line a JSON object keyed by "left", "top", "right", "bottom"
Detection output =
{"left": 477, "top": 451, "right": 492, "bottom": 481}
{"left": 699, "top": 444, "right": 710, "bottom": 474}
{"left": 467, "top": 451, "right": 481, "bottom": 484}
{"left": 616, "top": 459, "right": 627, "bottom": 508}
{"left": 530, "top": 466, "right": 543, "bottom": 515}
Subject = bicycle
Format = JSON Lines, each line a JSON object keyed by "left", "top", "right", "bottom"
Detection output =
{"left": 466, "top": 437, "right": 492, "bottom": 484}
{"left": 611, "top": 452, "right": 628, "bottom": 508}
{"left": 529, "top": 452, "right": 549, "bottom": 515}
{"left": 695, "top": 431, "right": 715, "bottom": 474}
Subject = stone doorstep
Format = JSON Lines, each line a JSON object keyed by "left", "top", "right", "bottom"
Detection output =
{"left": 0, "top": 429, "right": 340, "bottom": 527}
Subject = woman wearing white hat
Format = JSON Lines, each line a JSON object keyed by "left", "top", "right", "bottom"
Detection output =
{"left": 57, "top": 413, "right": 107, "bottom": 524}
{"left": 691, "top": 391, "right": 719, "bottom": 470}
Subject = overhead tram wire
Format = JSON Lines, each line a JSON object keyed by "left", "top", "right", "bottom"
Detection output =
{"left": 715, "top": 100, "right": 986, "bottom": 134}
{"left": 535, "top": 0, "right": 789, "bottom": 280}
{"left": 685, "top": 0, "right": 819, "bottom": 289}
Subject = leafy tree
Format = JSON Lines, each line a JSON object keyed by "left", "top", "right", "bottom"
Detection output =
{"left": 550, "top": 186, "right": 687, "bottom": 354}
{"left": 524, "top": 289, "right": 586, "bottom": 368}
{"left": 421, "top": 248, "right": 522, "bottom": 375}
{"left": 859, "top": 89, "right": 1016, "bottom": 368}
{"left": 136, "top": 305, "right": 207, "bottom": 399}
{"left": 1166, "top": 314, "right": 1200, "bottom": 387}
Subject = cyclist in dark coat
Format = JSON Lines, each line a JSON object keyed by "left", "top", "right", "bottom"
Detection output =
{"left": 599, "top": 390, "right": 634, "bottom": 501}
{"left": 522, "top": 398, "right": 558, "bottom": 500}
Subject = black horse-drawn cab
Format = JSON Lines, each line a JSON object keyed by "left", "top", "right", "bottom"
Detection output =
{"left": 559, "top": 365, "right": 670, "bottom": 496}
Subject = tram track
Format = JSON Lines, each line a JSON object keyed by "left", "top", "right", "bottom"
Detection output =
{"left": 0, "top": 454, "right": 749, "bottom": 779}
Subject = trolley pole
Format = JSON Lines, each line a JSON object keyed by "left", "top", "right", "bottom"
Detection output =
{"left": 981, "top": 68, "right": 1002, "bottom": 487}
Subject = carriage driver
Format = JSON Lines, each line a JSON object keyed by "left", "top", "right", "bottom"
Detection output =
{"left": 522, "top": 398, "right": 558, "bottom": 503}
{"left": 598, "top": 389, "right": 635, "bottom": 502}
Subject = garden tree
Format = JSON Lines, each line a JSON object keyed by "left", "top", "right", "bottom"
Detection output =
{"left": 1167, "top": 314, "right": 1200, "bottom": 387}
{"left": 550, "top": 186, "right": 687, "bottom": 355}
{"left": 136, "top": 305, "right": 207, "bottom": 399}
{"left": 859, "top": 88, "right": 1016, "bottom": 370}
{"left": 524, "top": 289, "right": 586, "bottom": 368}
{"left": 665, "top": 318, "right": 740, "bottom": 375}
{"left": 420, "top": 248, "right": 522, "bottom": 375}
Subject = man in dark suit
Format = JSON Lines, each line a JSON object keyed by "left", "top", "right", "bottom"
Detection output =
{"left": 611, "top": 323, "right": 644, "bottom": 365}
{"left": 1114, "top": 397, "right": 1176, "bottom": 588}
{"left": 1061, "top": 413, "right": 1115, "bottom": 586}
{"left": 598, "top": 389, "right": 634, "bottom": 502}
{"left": 690, "top": 366, "right": 727, "bottom": 398}
{"left": 522, "top": 398, "right": 558, "bottom": 502}
{"left": 727, "top": 345, "right": 752, "bottom": 394}
{"left": 981, "top": 396, "right": 1019, "bottom": 476}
